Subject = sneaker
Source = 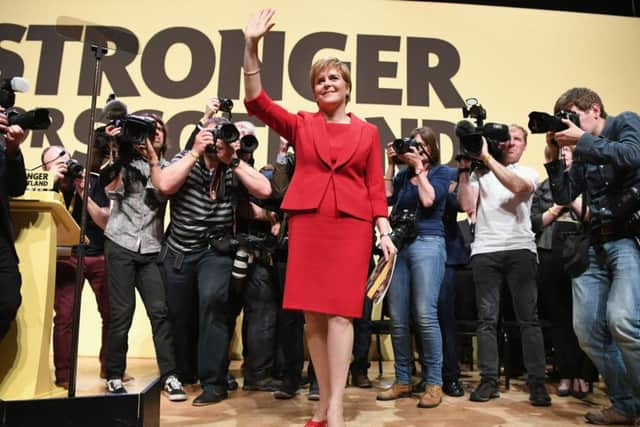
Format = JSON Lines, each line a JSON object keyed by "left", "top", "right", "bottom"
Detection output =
{"left": 164, "top": 375, "right": 187, "bottom": 401}
{"left": 584, "top": 406, "right": 634, "bottom": 425}
{"left": 106, "top": 378, "right": 127, "bottom": 394}
{"left": 529, "top": 382, "right": 552, "bottom": 407}
{"left": 308, "top": 381, "right": 320, "bottom": 401}
{"left": 274, "top": 380, "right": 299, "bottom": 399}
{"left": 100, "top": 369, "right": 134, "bottom": 383}
{"left": 469, "top": 379, "right": 499, "bottom": 402}
{"left": 227, "top": 373, "right": 239, "bottom": 391}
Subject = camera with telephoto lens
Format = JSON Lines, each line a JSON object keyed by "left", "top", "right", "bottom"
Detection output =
{"left": 455, "top": 97, "right": 509, "bottom": 166}
{"left": 388, "top": 209, "right": 418, "bottom": 251}
{"left": 64, "top": 158, "right": 84, "bottom": 181}
{"left": 239, "top": 134, "right": 259, "bottom": 154}
{"left": 0, "top": 77, "right": 51, "bottom": 131}
{"left": 231, "top": 233, "right": 278, "bottom": 288}
{"left": 527, "top": 110, "right": 580, "bottom": 134}
{"left": 205, "top": 123, "right": 241, "bottom": 154}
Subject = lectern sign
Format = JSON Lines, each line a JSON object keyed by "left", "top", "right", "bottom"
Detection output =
{"left": 26, "top": 170, "right": 54, "bottom": 191}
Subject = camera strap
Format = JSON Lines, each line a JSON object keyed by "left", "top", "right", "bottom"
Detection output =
{"left": 391, "top": 171, "right": 419, "bottom": 218}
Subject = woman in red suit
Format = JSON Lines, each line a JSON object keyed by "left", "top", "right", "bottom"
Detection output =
{"left": 244, "top": 9, "right": 396, "bottom": 427}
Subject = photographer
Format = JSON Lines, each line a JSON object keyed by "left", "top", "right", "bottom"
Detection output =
{"left": 0, "top": 107, "right": 26, "bottom": 342}
{"left": 149, "top": 109, "right": 271, "bottom": 406}
{"left": 224, "top": 121, "right": 282, "bottom": 393}
{"left": 532, "top": 145, "right": 598, "bottom": 399}
{"left": 102, "top": 114, "right": 186, "bottom": 401}
{"left": 457, "top": 124, "right": 551, "bottom": 407}
{"left": 544, "top": 87, "right": 640, "bottom": 425}
{"left": 40, "top": 145, "right": 115, "bottom": 388}
{"left": 376, "top": 127, "right": 449, "bottom": 409}
{"left": 268, "top": 137, "right": 308, "bottom": 400}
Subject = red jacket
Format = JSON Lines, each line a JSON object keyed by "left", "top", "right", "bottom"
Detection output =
{"left": 245, "top": 90, "right": 388, "bottom": 222}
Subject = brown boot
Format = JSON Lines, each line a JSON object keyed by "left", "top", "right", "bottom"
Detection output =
{"left": 376, "top": 383, "right": 411, "bottom": 401}
{"left": 584, "top": 407, "right": 633, "bottom": 425}
{"left": 418, "top": 384, "right": 443, "bottom": 408}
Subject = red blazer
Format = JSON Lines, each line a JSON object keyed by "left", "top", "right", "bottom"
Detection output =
{"left": 245, "top": 90, "right": 388, "bottom": 222}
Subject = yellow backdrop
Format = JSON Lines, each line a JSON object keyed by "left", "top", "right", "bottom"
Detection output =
{"left": 3, "top": 0, "right": 639, "bottom": 359}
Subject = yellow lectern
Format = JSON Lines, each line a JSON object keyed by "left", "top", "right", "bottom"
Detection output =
{"left": 0, "top": 191, "right": 80, "bottom": 399}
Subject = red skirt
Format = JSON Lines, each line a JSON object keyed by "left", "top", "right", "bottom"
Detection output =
{"left": 283, "top": 178, "right": 372, "bottom": 318}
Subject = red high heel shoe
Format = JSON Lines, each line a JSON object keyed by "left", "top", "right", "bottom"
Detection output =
{"left": 304, "top": 420, "right": 327, "bottom": 427}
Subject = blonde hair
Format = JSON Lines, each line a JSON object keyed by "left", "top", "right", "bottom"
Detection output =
{"left": 309, "top": 57, "right": 352, "bottom": 103}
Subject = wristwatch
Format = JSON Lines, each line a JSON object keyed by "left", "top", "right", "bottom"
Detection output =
{"left": 230, "top": 157, "right": 241, "bottom": 169}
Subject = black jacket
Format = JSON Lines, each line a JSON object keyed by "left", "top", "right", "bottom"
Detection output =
{"left": 0, "top": 145, "right": 27, "bottom": 262}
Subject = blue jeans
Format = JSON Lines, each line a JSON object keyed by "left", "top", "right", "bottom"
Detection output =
{"left": 387, "top": 235, "right": 445, "bottom": 385}
{"left": 573, "top": 238, "right": 640, "bottom": 418}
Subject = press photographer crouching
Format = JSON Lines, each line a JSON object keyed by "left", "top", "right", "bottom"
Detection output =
{"left": 377, "top": 127, "right": 449, "bottom": 408}
{"left": 457, "top": 122, "right": 551, "bottom": 407}
{"left": 101, "top": 111, "right": 187, "bottom": 401}
{"left": 543, "top": 87, "right": 640, "bottom": 426}
{"left": 149, "top": 101, "right": 271, "bottom": 406}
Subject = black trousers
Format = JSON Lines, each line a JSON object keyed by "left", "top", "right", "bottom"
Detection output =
{"left": 537, "top": 248, "right": 598, "bottom": 381}
{"left": 0, "top": 233, "right": 21, "bottom": 341}
{"left": 438, "top": 265, "right": 460, "bottom": 381}
{"left": 162, "top": 245, "right": 233, "bottom": 392}
{"left": 351, "top": 296, "right": 372, "bottom": 376}
{"left": 241, "top": 260, "right": 279, "bottom": 384}
{"left": 351, "top": 255, "right": 375, "bottom": 376}
{"left": 471, "top": 249, "right": 546, "bottom": 383}
{"left": 273, "top": 257, "right": 304, "bottom": 391}
{"left": 104, "top": 239, "right": 176, "bottom": 381}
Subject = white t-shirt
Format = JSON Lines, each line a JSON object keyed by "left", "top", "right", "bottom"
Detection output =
{"left": 469, "top": 163, "right": 539, "bottom": 256}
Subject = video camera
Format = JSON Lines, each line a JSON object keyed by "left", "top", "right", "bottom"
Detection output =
{"left": 113, "top": 115, "right": 156, "bottom": 146}
{"left": 455, "top": 97, "right": 509, "bottom": 164}
{"left": 0, "top": 77, "right": 51, "bottom": 131}
{"left": 528, "top": 110, "right": 580, "bottom": 134}
{"left": 102, "top": 94, "right": 156, "bottom": 146}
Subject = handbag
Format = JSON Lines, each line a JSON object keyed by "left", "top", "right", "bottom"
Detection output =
{"left": 559, "top": 193, "right": 590, "bottom": 278}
